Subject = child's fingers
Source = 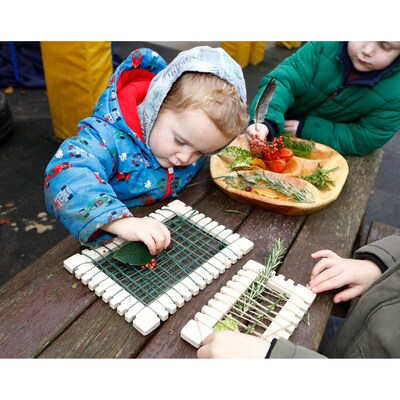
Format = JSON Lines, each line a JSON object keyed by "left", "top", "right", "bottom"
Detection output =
{"left": 152, "top": 224, "right": 171, "bottom": 254}
{"left": 311, "top": 249, "right": 339, "bottom": 259}
{"left": 158, "top": 223, "right": 171, "bottom": 249}
{"left": 309, "top": 265, "right": 342, "bottom": 293}
{"left": 141, "top": 234, "right": 158, "bottom": 256}
{"left": 310, "top": 257, "right": 336, "bottom": 280}
{"left": 333, "top": 286, "right": 362, "bottom": 303}
{"left": 139, "top": 219, "right": 169, "bottom": 255}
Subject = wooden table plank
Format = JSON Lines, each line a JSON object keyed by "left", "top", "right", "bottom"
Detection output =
{"left": 366, "top": 221, "right": 400, "bottom": 244}
{"left": 0, "top": 150, "right": 383, "bottom": 358}
{"left": 0, "top": 235, "right": 95, "bottom": 357}
{"left": 138, "top": 207, "right": 305, "bottom": 358}
{"left": 0, "top": 162, "right": 213, "bottom": 358}
{"left": 40, "top": 186, "right": 252, "bottom": 358}
{"left": 139, "top": 150, "right": 383, "bottom": 357}
{"left": 287, "top": 150, "right": 384, "bottom": 350}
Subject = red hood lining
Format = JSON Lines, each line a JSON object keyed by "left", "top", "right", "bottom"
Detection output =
{"left": 116, "top": 69, "right": 155, "bottom": 142}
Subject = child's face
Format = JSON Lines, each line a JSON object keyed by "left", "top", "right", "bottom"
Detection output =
{"left": 347, "top": 41, "right": 400, "bottom": 72}
{"left": 149, "top": 108, "right": 231, "bottom": 168}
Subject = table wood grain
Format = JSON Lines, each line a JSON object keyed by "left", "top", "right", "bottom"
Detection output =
{"left": 0, "top": 150, "right": 383, "bottom": 358}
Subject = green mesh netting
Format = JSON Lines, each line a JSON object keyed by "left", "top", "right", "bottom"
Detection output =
{"left": 91, "top": 209, "right": 234, "bottom": 306}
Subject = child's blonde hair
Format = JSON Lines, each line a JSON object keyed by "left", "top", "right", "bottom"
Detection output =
{"left": 161, "top": 72, "right": 249, "bottom": 139}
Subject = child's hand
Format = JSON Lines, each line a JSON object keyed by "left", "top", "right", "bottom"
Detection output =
{"left": 103, "top": 216, "right": 171, "bottom": 255}
{"left": 308, "top": 250, "right": 382, "bottom": 303}
{"left": 283, "top": 119, "right": 300, "bottom": 134}
{"left": 197, "top": 331, "right": 271, "bottom": 358}
{"left": 246, "top": 123, "right": 269, "bottom": 142}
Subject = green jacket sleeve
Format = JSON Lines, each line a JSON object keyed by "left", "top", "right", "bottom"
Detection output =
{"left": 301, "top": 101, "right": 400, "bottom": 156}
{"left": 354, "top": 235, "right": 400, "bottom": 269}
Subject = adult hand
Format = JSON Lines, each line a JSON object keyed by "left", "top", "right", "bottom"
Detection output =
{"left": 103, "top": 216, "right": 171, "bottom": 255}
{"left": 308, "top": 250, "right": 382, "bottom": 303}
{"left": 197, "top": 331, "right": 271, "bottom": 358}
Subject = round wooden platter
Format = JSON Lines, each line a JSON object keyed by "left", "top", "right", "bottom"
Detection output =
{"left": 210, "top": 135, "right": 349, "bottom": 215}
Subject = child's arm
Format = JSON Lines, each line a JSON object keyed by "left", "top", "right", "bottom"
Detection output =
{"left": 44, "top": 126, "right": 147, "bottom": 248}
{"left": 308, "top": 250, "right": 382, "bottom": 303}
{"left": 102, "top": 217, "right": 170, "bottom": 255}
{"left": 248, "top": 42, "right": 319, "bottom": 136}
{"left": 196, "top": 330, "right": 325, "bottom": 358}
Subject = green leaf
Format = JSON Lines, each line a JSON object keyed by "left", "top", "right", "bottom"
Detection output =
{"left": 230, "top": 154, "right": 253, "bottom": 171}
{"left": 219, "top": 146, "right": 252, "bottom": 159}
{"left": 113, "top": 241, "right": 152, "bottom": 266}
{"left": 213, "top": 316, "right": 239, "bottom": 332}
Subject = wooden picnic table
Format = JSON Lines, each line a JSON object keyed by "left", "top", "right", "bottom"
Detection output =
{"left": 0, "top": 149, "right": 383, "bottom": 358}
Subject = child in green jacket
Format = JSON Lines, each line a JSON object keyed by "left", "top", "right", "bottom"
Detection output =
{"left": 247, "top": 41, "right": 400, "bottom": 156}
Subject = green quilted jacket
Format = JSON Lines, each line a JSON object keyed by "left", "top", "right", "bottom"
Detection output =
{"left": 249, "top": 41, "right": 400, "bottom": 156}
{"left": 269, "top": 235, "right": 400, "bottom": 358}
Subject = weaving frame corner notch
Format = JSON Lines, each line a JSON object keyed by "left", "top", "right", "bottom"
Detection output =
{"left": 63, "top": 200, "right": 254, "bottom": 336}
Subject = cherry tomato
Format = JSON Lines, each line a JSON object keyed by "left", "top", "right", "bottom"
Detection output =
{"left": 277, "top": 148, "right": 294, "bottom": 161}
{"left": 268, "top": 158, "right": 287, "bottom": 173}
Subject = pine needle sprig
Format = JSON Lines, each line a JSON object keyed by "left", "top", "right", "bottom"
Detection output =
{"left": 282, "top": 133, "right": 314, "bottom": 158}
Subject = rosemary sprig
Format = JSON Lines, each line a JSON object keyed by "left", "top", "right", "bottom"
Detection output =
{"left": 223, "top": 171, "right": 315, "bottom": 203}
{"left": 299, "top": 163, "right": 339, "bottom": 190}
{"left": 251, "top": 170, "right": 315, "bottom": 203}
{"left": 237, "top": 239, "right": 286, "bottom": 315}
{"left": 214, "top": 239, "right": 287, "bottom": 333}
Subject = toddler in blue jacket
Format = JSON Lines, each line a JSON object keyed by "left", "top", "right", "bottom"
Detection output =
{"left": 44, "top": 46, "right": 248, "bottom": 254}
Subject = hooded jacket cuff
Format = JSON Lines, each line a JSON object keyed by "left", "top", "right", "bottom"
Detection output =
{"left": 295, "top": 118, "right": 306, "bottom": 138}
{"left": 263, "top": 119, "right": 279, "bottom": 141}
{"left": 79, "top": 206, "right": 133, "bottom": 247}
{"left": 354, "top": 253, "right": 388, "bottom": 273}
{"left": 354, "top": 235, "right": 400, "bottom": 272}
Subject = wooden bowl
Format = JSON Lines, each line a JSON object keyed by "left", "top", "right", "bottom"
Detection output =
{"left": 210, "top": 135, "right": 349, "bottom": 215}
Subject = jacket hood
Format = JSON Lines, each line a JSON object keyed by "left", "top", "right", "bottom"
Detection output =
{"left": 138, "top": 46, "right": 247, "bottom": 147}
{"left": 337, "top": 41, "right": 400, "bottom": 86}
{"left": 90, "top": 48, "right": 167, "bottom": 146}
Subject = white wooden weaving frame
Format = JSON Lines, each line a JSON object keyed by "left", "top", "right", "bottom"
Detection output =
{"left": 63, "top": 199, "right": 254, "bottom": 336}
{"left": 181, "top": 259, "right": 316, "bottom": 348}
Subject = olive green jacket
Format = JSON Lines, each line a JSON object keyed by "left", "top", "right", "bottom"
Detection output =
{"left": 269, "top": 235, "right": 400, "bottom": 358}
{"left": 249, "top": 42, "right": 400, "bottom": 156}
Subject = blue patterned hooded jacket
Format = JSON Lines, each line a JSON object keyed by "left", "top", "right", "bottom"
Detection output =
{"left": 44, "top": 46, "right": 247, "bottom": 247}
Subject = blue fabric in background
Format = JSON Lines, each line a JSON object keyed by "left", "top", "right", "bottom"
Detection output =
{"left": 0, "top": 42, "right": 46, "bottom": 88}
{"left": 1, "top": 42, "right": 122, "bottom": 89}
